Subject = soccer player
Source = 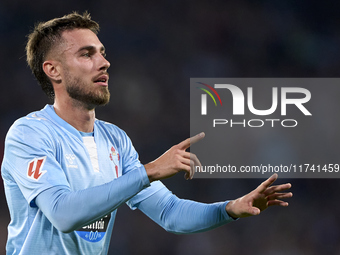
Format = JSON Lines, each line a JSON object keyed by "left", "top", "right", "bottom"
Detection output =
{"left": 1, "top": 12, "right": 292, "bottom": 254}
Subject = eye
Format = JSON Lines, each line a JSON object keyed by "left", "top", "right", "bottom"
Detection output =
{"left": 81, "top": 52, "right": 90, "bottom": 57}
{"left": 101, "top": 52, "right": 107, "bottom": 58}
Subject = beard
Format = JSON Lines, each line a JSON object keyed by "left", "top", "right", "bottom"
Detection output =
{"left": 65, "top": 71, "right": 110, "bottom": 109}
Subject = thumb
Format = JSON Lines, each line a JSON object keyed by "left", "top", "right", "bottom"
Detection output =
{"left": 249, "top": 207, "right": 261, "bottom": 216}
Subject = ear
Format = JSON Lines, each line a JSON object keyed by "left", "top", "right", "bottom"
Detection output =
{"left": 43, "top": 60, "right": 62, "bottom": 84}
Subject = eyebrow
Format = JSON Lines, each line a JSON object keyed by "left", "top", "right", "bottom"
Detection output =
{"left": 76, "top": 45, "right": 106, "bottom": 54}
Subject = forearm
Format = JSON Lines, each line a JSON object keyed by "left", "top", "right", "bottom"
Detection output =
{"left": 137, "top": 187, "right": 235, "bottom": 234}
{"left": 35, "top": 166, "right": 149, "bottom": 233}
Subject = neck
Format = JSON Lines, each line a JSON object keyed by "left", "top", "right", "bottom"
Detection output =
{"left": 53, "top": 98, "right": 96, "bottom": 133}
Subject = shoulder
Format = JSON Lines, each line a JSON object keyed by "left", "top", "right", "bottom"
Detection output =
{"left": 6, "top": 108, "right": 55, "bottom": 145}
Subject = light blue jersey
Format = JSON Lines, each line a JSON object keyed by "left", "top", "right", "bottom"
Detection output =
{"left": 1, "top": 105, "right": 163, "bottom": 254}
{"left": 2, "top": 105, "right": 234, "bottom": 255}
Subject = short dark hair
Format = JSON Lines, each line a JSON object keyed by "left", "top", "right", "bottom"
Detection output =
{"left": 26, "top": 12, "right": 100, "bottom": 99}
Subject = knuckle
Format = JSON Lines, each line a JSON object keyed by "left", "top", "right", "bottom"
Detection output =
{"left": 169, "top": 146, "right": 177, "bottom": 152}
{"left": 173, "top": 148, "right": 180, "bottom": 154}
{"left": 175, "top": 154, "right": 182, "bottom": 161}
{"left": 175, "top": 161, "right": 183, "bottom": 169}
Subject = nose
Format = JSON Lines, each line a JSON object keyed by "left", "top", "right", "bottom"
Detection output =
{"left": 99, "top": 54, "right": 110, "bottom": 71}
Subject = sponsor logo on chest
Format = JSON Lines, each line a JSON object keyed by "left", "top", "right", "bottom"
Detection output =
{"left": 75, "top": 214, "right": 111, "bottom": 242}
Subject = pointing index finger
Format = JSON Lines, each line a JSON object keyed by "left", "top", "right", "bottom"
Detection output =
{"left": 178, "top": 132, "right": 205, "bottom": 150}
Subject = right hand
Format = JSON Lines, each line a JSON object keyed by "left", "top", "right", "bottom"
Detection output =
{"left": 144, "top": 132, "right": 205, "bottom": 182}
{"left": 225, "top": 173, "right": 292, "bottom": 218}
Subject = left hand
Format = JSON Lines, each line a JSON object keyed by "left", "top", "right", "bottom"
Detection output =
{"left": 225, "top": 173, "right": 292, "bottom": 218}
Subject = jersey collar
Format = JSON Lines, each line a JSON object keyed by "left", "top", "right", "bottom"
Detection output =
{"left": 43, "top": 104, "right": 96, "bottom": 141}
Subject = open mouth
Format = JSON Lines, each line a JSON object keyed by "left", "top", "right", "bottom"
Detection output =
{"left": 93, "top": 75, "right": 109, "bottom": 85}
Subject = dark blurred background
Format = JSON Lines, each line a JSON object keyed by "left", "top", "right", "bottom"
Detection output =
{"left": 1, "top": 0, "right": 340, "bottom": 254}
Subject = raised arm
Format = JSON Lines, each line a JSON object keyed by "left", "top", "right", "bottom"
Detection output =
{"left": 34, "top": 133, "right": 205, "bottom": 233}
{"left": 35, "top": 166, "right": 150, "bottom": 233}
{"left": 134, "top": 174, "right": 292, "bottom": 234}
{"left": 135, "top": 185, "right": 235, "bottom": 234}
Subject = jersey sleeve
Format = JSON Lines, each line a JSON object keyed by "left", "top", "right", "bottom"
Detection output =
{"left": 2, "top": 118, "right": 70, "bottom": 206}
{"left": 133, "top": 185, "right": 235, "bottom": 234}
{"left": 35, "top": 165, "right": 150, "bottom": 233}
